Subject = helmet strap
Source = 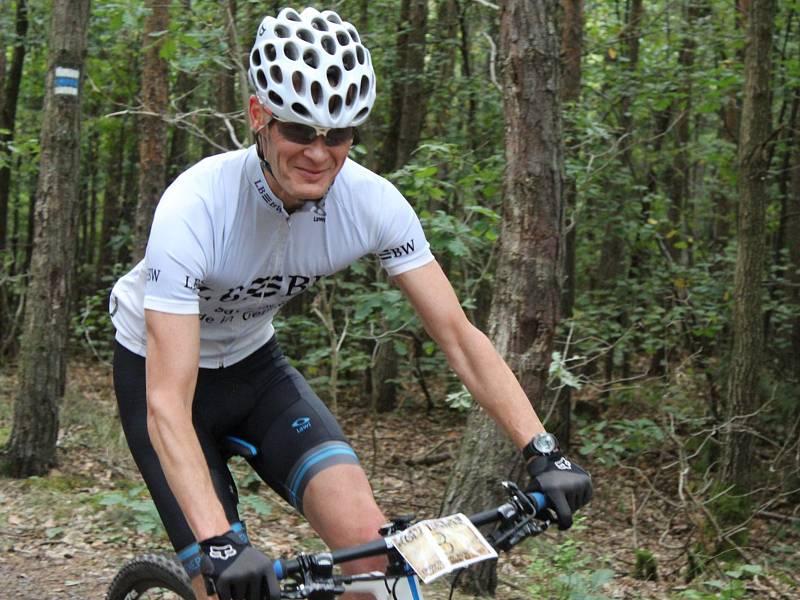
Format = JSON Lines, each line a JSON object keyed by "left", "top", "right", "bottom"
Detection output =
{"left": 254, "top": 129, "right": 275, "bottom": 178}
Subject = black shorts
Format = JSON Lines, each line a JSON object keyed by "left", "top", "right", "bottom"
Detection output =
{"left": 113, "top": 336, "right": 360, "bottom": 552}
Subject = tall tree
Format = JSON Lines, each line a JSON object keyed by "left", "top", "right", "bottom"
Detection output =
{"left": 0, "top": 0, "right": 29, "bottom": 254}
{"left": 440, "top": 0, "right": 565, "bottom": 593}
{"left": 4, "top": 0, "right": 91, "bottom": 477}
{"left": 788, "top": 87, "right": 800, "bottom": 381}
{"left": 594, "top": 0, "right": 643, "bottom": 385}
{"left": 721, "top": 0, "right": 776, "bottom": 488}
{"left": 132, "top": 0, "right": 170, "bottom": 261}
{"left": 379, "top": 0, "right": 429, "bottom": 173}
{"left": 557, "top": 0, "right": 583, "bottom": 446}
{"left": 370, "top": 0, "right": 429, "bottom": 412}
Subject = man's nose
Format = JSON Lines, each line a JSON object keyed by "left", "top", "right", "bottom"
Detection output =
{"left": 303, "top": 136, "right": 329, "bottom": 160}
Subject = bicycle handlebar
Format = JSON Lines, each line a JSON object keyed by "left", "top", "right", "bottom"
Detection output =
{"left": 273, "top": 489, "right": 548, "bottom": 580}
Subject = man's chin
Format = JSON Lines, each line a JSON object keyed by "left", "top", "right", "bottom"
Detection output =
{"left": 288, "top": 180, "right": 331, "bottom": 200}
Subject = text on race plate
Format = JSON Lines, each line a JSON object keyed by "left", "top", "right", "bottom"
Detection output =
{"left": 388, "top": 514, "right": 497, "bottom": 584}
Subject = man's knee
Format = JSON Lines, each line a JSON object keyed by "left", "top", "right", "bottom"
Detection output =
{"left": 302, "top": 464, "right": 386, "bottom": 547}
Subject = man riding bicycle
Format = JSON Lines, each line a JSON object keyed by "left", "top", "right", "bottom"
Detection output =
{"left": 109, "top": 7, "right": 592, "bottom": 600}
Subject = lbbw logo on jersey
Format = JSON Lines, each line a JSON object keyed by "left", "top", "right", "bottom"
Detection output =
{"left": 209, "top": 544, "right": 237, "bottom": 560}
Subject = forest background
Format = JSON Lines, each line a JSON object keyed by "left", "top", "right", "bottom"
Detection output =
{"left": 0, "top": 0, "right": 799, "bottom": 598}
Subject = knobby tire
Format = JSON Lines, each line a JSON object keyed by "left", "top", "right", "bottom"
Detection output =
{"left": 106, "top": 553, "right": 194, "bottom": 600}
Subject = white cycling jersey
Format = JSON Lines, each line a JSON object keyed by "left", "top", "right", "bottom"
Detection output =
{"left": 110, "top": 145, "right": 434, "bottom": 368}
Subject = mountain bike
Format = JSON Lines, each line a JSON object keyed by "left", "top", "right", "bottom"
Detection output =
{"left": 105, "top": 479, "right": 550, "bottom": 600}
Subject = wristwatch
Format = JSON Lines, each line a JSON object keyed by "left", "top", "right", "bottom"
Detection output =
{"left": 522, "top": 432, "right": 559, "bottom": 461}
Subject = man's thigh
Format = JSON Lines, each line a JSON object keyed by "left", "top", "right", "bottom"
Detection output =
{"left": 301, "top": 463, "right": 387, "bottom": 569}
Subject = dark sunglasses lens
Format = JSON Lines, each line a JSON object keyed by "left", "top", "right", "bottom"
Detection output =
{"left": 278, "top": 122, "right": 317, "bottom": 144}
{"left": 277, "top": 121, "right": 354, "bottom": 147}
{"left": 324, "top": 127, "right": 354, "bottom": 147}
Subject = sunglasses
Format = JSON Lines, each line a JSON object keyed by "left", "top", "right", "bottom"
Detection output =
{"left": 270, "top": 116, "right": 357, "bottom": 147}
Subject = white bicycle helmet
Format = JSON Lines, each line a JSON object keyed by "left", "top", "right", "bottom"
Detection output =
{"left": 249, "top": 7, "right": 376, "bottom": 128}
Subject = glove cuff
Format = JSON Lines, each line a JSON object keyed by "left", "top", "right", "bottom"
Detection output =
{"left": 178, "top": 542, "right": 203, "bottom": 578}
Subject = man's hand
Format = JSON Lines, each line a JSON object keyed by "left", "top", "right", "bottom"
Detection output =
{"left": 526, "top": 454, "right": 592, "bottom": 530}
{"left": 198, "top": 522, "right": 280, "bottom": 600}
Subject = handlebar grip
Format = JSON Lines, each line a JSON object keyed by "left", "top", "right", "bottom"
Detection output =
{"left": 273, "top": 560, "right": 286, "bottom": 581}
{"left": 529, "top": 491, "right": 548, "bottom": 513}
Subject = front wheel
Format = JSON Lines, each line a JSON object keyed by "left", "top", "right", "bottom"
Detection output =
{"left": 106, "top": 553, "right": 194, "bottom": 600}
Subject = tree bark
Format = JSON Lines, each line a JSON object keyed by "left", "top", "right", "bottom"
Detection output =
{"left": 371, "top": 339, "right": 399, "bottom": 413}
{"left": 96, "top": 119, "right": 126, "bottom": 277}
{"left": 440, "top": 1, "right": 564, "bottom": 594}
{"left": 557, "top": 0, "right": 583, "bottom": 446}
{"left": 0, "top": 0, "right": 29, "bottom": 254}
{"left": 788, "top": 88, "right": 800, "bottom": 381}
{"left": 594, "top": 0, "right": 642, "bottom": 386}
{"left": 721, "top": 0, "right": 776, "bottom": 489}
{"left": 132, "top": 0, "right": 170, "bottom": 261}
{"left": 4, "top": 0, "right": 91, "bottom": 477}
{"left": 378, "top": 0, "right": 429, "bottom": 173}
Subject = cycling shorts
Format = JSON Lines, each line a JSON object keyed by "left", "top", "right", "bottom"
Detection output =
{"left": 113, "top": 336, "right": 360, "bottom": 552}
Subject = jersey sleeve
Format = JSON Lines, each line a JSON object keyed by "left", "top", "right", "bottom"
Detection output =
{"left": 142, "top": 182, "right": 214, "bottom": 315}
{"left": 373, "top": 181, "right": 435, "bottom": 277}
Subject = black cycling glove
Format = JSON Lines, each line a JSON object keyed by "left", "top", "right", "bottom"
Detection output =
{"left": 193, "top": 522, "right": 280, "bottom": 600}
{"left": 526, "top": 453, "right": 592, "bottom": 530}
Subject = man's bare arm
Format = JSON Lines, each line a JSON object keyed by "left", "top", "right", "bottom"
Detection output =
{"left": 393, "top": 260, "right": 546, "bottom": 448}
{"left": 145, "top": 309, "right": 230, "bottom": 541}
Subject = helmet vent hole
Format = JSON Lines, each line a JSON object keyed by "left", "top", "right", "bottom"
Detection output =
{"left": 342, "top": 51, "right": 355, "bottom": 71}
{"left": 285, "top": 10, "right": 301, "bottom": 22}
{"left": 251, "top": 50, "right": 262, "bottom": 66}
{"left": 311, "top": 81, "right": 323, "bottom": 104}
{"left": 268, "top": 91, "right": 284, "bottom": 106}
{"left": 256, "top": 69, "right": 268, "bottom": 90}
{"left": 292, "top": 103, "right": 310, "bottom": 118}
{"left": 345, "top": 84, "right": 357, "bottom": 106}
{"left": 296, "top": 29, "right": 314, "bottom": 44}
{"left": 284, "top": 42, "right": 299, "bottom": 61}
{"left": 356, "top": 46, "right": 365, "bottom": 64}
{"left": 327, "top": 66, "right": 341, "bottom": 88}
{"left": 303, "top": 49, "right": 320, "bottom": 68}
{"left": 336, "top": 31, "right": 349, "bottom": 46}
{"left": 355, "top": 107, "right": 369, "bottom": 120}
{"left": 269, "top": 65, "right": 283, "bottom": 84}
{"left": 348, "top": 29, "right": 359, "bottom": 43}
{"left": 321, "top": 36, "right": 336, "bottom": 55}
{"left": 359, "top": 75, "right": 370, "bottom": 98}
{"left": 265, "top": 44, "right": 277, "bottom": 61}
{"left": 328, "top": 95, "right": 342, "bottom": 117}
{"left": 275, "top": 25, "right": 290, "bottom": 38}
{"left": 312, "top": 18, "right": 328, "bottom": 31}
{"left": 325, "top": 13, "right": 342, "bottom": 24}
{"left": 292, "top": 72, "right": 305, "bottom": 94}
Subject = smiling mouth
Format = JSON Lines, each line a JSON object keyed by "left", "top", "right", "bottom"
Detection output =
{"left": 297, "top": 167, "right": 327, "bottom": 179}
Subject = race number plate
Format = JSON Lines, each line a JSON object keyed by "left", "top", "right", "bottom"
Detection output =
{"left": 388, "top": 514, "right": 498, "bottom": 583}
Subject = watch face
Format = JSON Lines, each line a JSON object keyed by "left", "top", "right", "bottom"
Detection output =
{"left": 533, "top": 433, "right": 558, "bottom": 454}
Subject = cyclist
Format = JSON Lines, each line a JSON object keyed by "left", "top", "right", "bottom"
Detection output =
{"left": 109, "top": 7, "right": 592, "bottom": 600}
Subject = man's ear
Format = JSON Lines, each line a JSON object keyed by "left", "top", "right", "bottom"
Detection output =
{"left": 249, "top": 96, "right": 272, "bottom": 132}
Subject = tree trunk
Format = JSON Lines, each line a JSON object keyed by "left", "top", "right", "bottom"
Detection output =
{"left": 0, "top": 0, "right": 29, "bottom": 254}
{"left": 132, "top": 0, "right": 170, "bottom": 261}
{"left": 378, "top": 0, "right": 429, "bottom": 173}
{"left": 96, "top": 119, "right": 126, "bottom": 277}
{"left": 427, "top": 0, "right": 459, "bottom": 141}
{"left": 225, "top": 0, "right": 250, "bottom": 141}
{"left": 371, "top": 340, "right": 399, "bottom": 413}
{"left": 721, "top": 0, "right": 776, "bottom": 489}
{"left": 556, "top": 0, "right": 583, "bottom": 446}
{"left": 4, "top": 0, "right": 91, "bottom": 477}
{"left": 594, "top": 0, "right": 642, "bottom": 387}
{"left": 788, "top": 88, "right": 800, "bottom": 381}
{"left": 440, "top": 1, "right": 564, "bottom": 594}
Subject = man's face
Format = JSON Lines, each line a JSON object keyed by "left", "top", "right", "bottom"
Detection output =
{"left": 249, "top": 98, "right": 351, "bottom": 206}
